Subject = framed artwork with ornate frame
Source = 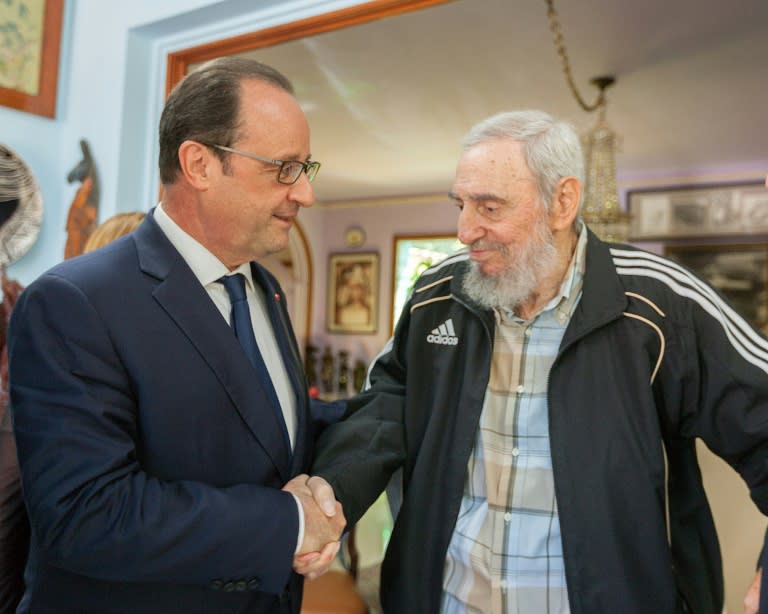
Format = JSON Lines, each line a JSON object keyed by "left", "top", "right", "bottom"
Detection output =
{"left": 664, "top": 242, "right": 768, "bottom": 335}
{"left": 326, "top": 252, "right": 379, "bottom": 334}
{"left": 0, "top": 0, "right": 64, "bottom": 118}
{"left": 627, "top": 181, "right": 768, "bottom": 241}
{"left": 391, "top": 234, "right": 463, "bottom": 332}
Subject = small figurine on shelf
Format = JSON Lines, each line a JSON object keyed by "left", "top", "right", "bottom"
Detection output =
{"left": 304, "top": 344, "right": 319, "bottom": 398}
{"left": 320, "top": 346, "right": 334, "bottom": 395}
{"left": 353, "top": 359, "right": 367, "bottom": 393}
{"left": 337, "top": 350, "right": 349, "bottom": 397}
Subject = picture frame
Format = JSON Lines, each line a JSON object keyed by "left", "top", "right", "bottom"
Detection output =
{"left": 391, "top": 234, "right": 463, "bottom": 332}
{"left": 627, "top": 181, "right": 768, "bottom": 241}
{"left": 326, "top": 252, "right": 379, "bottom": 334}
{"left": 664, "top": 242, "right": 768, "bottom": 335}
{"left": 0, "top": 0, "right": 64, "bottom": 118}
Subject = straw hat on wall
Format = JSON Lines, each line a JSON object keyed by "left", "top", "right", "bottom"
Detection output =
{"left": 0, "top": 145, "right": 43, "bottom": 266}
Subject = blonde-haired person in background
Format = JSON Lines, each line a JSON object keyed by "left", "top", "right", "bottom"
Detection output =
{"left": 83, "top": 211, "right": 146, "bottom": 253}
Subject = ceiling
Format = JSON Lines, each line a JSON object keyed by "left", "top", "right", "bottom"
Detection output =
{"left": 224, "top": 0, "right": 768, "bottom": 204}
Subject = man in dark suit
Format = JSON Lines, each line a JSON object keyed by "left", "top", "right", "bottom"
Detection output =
{"left": 8, "top": 57, "right": 344, "bottom": 613}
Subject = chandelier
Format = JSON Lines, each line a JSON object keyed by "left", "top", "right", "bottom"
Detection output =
{"left": 546, "top": 0, "right": 631, "bottom": 243}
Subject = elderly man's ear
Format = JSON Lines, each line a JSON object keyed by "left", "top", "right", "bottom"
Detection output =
{"left": 549, "top": 176, "right": 582, "bottom": 231}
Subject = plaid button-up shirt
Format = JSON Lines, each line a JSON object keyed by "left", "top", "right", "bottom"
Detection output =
{"left": 442, "top": 227, "right": 587, "bottom": 614}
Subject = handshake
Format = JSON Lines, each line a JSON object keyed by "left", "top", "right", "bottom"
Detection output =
{"left": 282, "top": 474, "right": 347, "bottom": 580}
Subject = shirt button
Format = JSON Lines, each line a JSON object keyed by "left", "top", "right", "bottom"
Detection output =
{"left": 504, "top": 512, "right": 512, "bottom": 522}
{"left": 516, "top": 385, "right": 524, "bottom": 393}
{"left": 511, "top": 447, "right": 520, "bottom": 457}
{"left": 500, "top": 580, "right": 508, "bottom": 591}
{"left": 524, "top": 328, "right": 532, "bottom": 337}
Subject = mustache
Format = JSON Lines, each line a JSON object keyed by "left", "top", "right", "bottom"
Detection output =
{"left": 274, "top": 206, "right": 299, "bottom": 218}
{"left": 468, "top": 239, "right": 508, "bottom": 255}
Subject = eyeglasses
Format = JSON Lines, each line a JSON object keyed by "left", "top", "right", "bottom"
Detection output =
{"left": 211, "top": 144, "right": 320, "bottom": 185}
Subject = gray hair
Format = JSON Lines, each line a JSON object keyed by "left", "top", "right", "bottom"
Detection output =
{"left": 462, "top": 110, "right": 584, "bottom": 213}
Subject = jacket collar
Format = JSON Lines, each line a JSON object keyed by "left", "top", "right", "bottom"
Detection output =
{"left": 561, "top": 228, "right": 628, "bottom": 347}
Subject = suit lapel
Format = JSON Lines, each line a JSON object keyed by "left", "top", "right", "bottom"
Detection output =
{"left": 133, "top": 215, "right": 292, "bottom": 479}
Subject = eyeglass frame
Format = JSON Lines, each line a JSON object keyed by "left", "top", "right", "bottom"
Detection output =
{"left": 210, "top": 144, "right": 321, "bottom": 185}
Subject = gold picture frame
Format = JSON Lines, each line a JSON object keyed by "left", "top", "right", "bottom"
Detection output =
{"left": 0, "top": 0, "right": 64, "bottom": 118}
{"left": 326, "top": 252, "right": 379, "bottom": 334}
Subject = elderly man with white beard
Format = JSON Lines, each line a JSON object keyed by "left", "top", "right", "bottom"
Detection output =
{"left": 297, "top": 110, "right": 768, "bottom": 614}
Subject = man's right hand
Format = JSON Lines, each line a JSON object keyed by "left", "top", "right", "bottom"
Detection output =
{"left": 282, "top": 474, "right": 346, "bottom": 554}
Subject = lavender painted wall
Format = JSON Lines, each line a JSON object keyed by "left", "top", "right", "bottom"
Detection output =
{"left": 305, "top": 197, "right": 456, "bottom": 372}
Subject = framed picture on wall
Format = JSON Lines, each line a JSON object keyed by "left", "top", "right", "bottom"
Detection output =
{"left": 0, "top": 0, "right": 64, "bottom": 117}
{"left": 391, "top": 234, "right": 463, "bottom": 332}
{"left": 626, "top": 181, "right": 768, "bottom": 241}
{"left": 326, "top": 252, "right": 379, "bottom": 334}
{"left": 665, "top": 242, "right": 768, "bottom": 335}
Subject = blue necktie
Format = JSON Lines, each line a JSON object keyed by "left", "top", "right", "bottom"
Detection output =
{"left": 218, "top": 274, "right": 284, "bottom": 425}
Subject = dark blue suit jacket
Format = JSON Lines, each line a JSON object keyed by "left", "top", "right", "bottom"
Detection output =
{"left": 8, "top": 212, "right": 313, "bottom": 613}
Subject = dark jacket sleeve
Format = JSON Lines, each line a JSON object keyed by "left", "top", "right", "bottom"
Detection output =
{"left": 675, "top": 286, "right": 768, "bottom": 515}
{"left": 312, "top": 337, "right": 407, "bottom": 527}
{"left": 309, "top": 397, "right": 347, "bottom": 437}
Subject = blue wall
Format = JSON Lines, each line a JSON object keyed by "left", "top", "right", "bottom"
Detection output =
{"left": 2, "top": 0, "right": 362, "bottom": 286}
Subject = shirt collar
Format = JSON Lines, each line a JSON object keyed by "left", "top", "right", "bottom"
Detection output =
{"left": 546, "top": 221, "right": 588, "bottom": 320}
{"left": 153, "top": 203, "right": 255, "bottom": 291}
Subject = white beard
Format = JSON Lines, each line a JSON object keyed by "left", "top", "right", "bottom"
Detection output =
{"left": 461, "top": 213, "right": 560, "bottom": 311}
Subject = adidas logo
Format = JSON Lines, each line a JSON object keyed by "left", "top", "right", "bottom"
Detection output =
{"left": 426, "top": 318, "right": 459, "bottom": 345}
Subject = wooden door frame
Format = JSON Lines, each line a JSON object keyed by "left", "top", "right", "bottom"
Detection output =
{"left": 165, "top": 0, "right": 453, "bottom": 95}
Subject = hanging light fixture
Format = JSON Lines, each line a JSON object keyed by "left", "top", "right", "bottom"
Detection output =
{"left": 545, "top": 0, "right": 631, "bottom": 243}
